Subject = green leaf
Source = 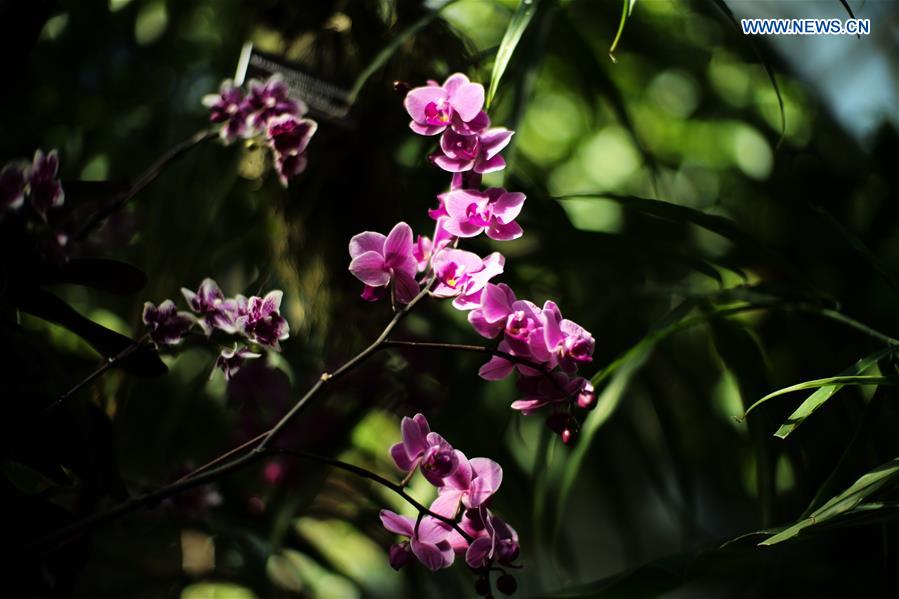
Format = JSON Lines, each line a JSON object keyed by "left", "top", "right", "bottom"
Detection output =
{"left": 348, "top": 0, "right": 460, "bottom": 102}
{"left": 774, "top": 378, "right": 899, "bottom": 439}
{"left": 551, "top": 14, "right": 662, "bottom": 187}
{"left": 766, "top": 375, "right": 894, "bottom": 405}
{"left": 554, "top": 193, "right": 780, "bottom": 267}
{"left": 837, "top": 0, "right": 862, "bottom": 39}
{"left": 39, "top": 258, "right": 148, "bottom": 295}
{"left": 486, "top": 0, "right": 541, "bottom": 109}
{"left": 761, "top": 456, "right": 899, "bottom": 545}
{"left": 14, "top": 287, "right": 166, "bottom": 377}
{"left": 810, "top": 203, "right": 899, "bottom": 297}
{"left": 608, "top": 0, "right": 637, "bottom": 61}
{"left": 741, "top": 346, "right": 898, "bottom": 425}
{"left": 709, "top": 0, "right": 786, "bottom": 145}
{"left": 548, "top": 300, "right": 774, "bottom": 538}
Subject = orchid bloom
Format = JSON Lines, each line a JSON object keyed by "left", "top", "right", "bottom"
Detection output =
{"left": 462, "top": 507, "right": 520, "bottom": 569}
{"left": 244, "top": 75, "right": 305, "bottom": 132}
{"left": 389, "top": 413, "right": 459, "bottom": 485}
{"left": 432, "top": 127, "right": 514, "bottom": 174}
{"left": 202, "top": 80, "right": 248, "bottom": 142}
{"left": 541, "top": 301, "right": 596, "bottom": 372}
{"left": 348, "top": 222, "right": 420, "bottom": 304}
{"left": 429, "top": 453, "right": 503, "bottom": 519}
{"left": 469, "top": 283, "right": 546, "bottom": 359}
{"left": 442, "top": 187, "right": 525, "bottom": 241}
{"left": 214, "top": 344, "right": 261, "bottom": 380}
{"left": 181, "top": 278, "right": 236, "bottom": 335}
{"left": 380, "top": 511, "right": 456, "bottom": 571}
{"left": 412, "top": 217, "right": 456, "bottom": 272}
{"left": 236, "top": 291, "right": 290, "bottom": 350}
{"left": 142, "top": 300, "right": 195, "bottom": 348}
{"left": 404, "top": 73, "right": 485, "bottom": 136}
{"left": 0, "top": 162, "right": 28, "bottom": 211}
{"left": 431, "top": 248, "right": 505, "bottom": 310}
{"left": 511, "top": 373, "right": 590, "bottom": 414}
{"left": 29, "top": 150, "right": 64, "bottom": 220}
{"left": 265, "top": 113, "right": 317, "bottom": 186}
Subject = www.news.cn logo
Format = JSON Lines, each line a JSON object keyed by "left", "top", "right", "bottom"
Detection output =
{"left": 741, "top": 18, "right": 871, "bottom": 35}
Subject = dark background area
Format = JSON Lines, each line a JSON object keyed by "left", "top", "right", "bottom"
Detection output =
{"left": 1, "top": 0, "right": 898, "bottom": 597}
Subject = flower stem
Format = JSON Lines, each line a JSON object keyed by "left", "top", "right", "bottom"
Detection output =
{"left": 74, "top": 128, "right": 217, "bottom": 241}
{"left": 37, "top": 332, "right": 151, "bottom": 419}
{"left": 382, "top": 339, "right": 550, "bottom": 373}
{"left": 33, "top": 280, "right": 436, "bottom": 551}
{"left": 254, "top": 279, "right": 434, "bottom": 452}
{"left": 270, "top": 448, "right": 474, "bottom": 542}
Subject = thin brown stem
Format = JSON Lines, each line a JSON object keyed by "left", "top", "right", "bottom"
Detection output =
{"left": 74, "top": 128, "right": 216, "bottom": 241}
{"left": 173, "top": 430, "right": 268, "bottom": 484}
{"left": 271, "top": 448, "right": 474, "bottom": 542}
{"left": 38, "top": 332, "right": 151, "bottom": 419}
{"left": 255, "top": 279, "right": 434, "bottom": 452}
{"left": 32, "top": 449, "right": 264, "bottom": 553}
{"left": 34, "top": 280, "right": 436, "bottom": 550}
{"left": 382, "top": 339, "right": 551, "bottom": 374}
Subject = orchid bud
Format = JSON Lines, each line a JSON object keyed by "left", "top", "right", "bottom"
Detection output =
{"left": 496, "top": 573, "right": 518, "bottom": 595}
{"left": 393, "top": 80, "right": 411, "bottom": 95}
{"left": 388, "top": 542, "right": 413, "bottom": 570}
{"left": 576, "top": 381, "right": 597, "bottom": 410}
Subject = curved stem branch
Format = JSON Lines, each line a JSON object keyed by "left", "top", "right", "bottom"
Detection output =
{"left": 34, "top": 280, "right": 436, "bottom": 551}
{"left": 38, "top": 332, "right": 151, "bottom": 419}
{"left": 255, "top": 279, "right": 434, "bottom": 452}
{"left": 74, "top": 128, "right": 217, "bottom": 241}
{"left": 173, "top": 430, "right": 269, "bottom": 484}
{"left": 382, "top": 339, "right": 550, "bottom": 373}
{"left": 32, "top": 449, "right": 264, "bottom": 553}
{"left": 270, "top": 448, "right": 473, "bottom": 542}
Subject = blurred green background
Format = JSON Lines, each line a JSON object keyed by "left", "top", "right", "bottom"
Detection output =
{"left": 2, "top": 0, "right": 899, "bottom": 597}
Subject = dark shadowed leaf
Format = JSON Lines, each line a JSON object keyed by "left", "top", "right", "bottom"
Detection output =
{"left": 348, "top": 0, "right": 460, "bottom": 102}
{"left": 38, "top": 258, "right": 147, "bottom": 295}
{"left": 761, "top": 456, "right": 899, "bottom": 545}
{"left": 709, "top": 0, "right": 786, "bottom": 145}
{"left": 486, "top": 0, "right": 541, "bottom": 108}
{"left": 13, "top": 287, "right": 166, "bottom": 377}
{"left": 740, "top": 346, "right": 899, "bottom": 435}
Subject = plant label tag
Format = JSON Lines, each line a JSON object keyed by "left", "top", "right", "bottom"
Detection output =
{"left": 234, "top": 42, "right": 352, "bottom": 124}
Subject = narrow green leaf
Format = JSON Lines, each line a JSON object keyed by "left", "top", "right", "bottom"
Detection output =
{"left": 742, "top": 346, "right": 898, "bottom": 421}
{"left": 810, "top": 203, "right": 899, "bottom": 297}
{"left": 549, "top": 300, "right": 778, "bottom": 539}
{"left": 775, "top": 382, "right": 899, "bottom": 439}
{"left": 837, "top": 0, "right": 862, "bottom": 39}
{"left": 40, "top": 258, "right": 147, "bottom": 295}
{"left": 14, "top": 287, "right": 166, "bottom": 377}
{"left": 348, "top": 0, "right": 459, "bottom": 102}
{"left": 486, "top": 0, "right": 541, "bottom": 109}
{"left": 709, "top": 0, "right": 786, "bottom": 145}
{"left": 761, "top": 456, "right": 899, "bottom": 545}
{"left": 554, "top": 193, "right": 771, "bottom": 258}
{"left": 608, "top": 0, "right": 636, "bottom": 61}
{"left": 764, "top": 377, "right": 893, "bottom": 408}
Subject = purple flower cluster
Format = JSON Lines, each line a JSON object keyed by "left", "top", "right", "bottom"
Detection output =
{"left": 143, "top": 277, "right": 289, "bottom": 379}
{"left": 1, "top": 149, "right": 65, "bottom": 221}
{"left": 203, "top": 76, "right": 317, "bottom": 187}
{"left": 404, "top": 74, "right": 513, "bottom": 174}
{"left": 380, "top": 414, "right": 519, "bottom": 574}
{"left": 347, "top": 73, "right": 596, "bottom": 445}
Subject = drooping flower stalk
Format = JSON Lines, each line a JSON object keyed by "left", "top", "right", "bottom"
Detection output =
{"left": 380, "top": 413, "right": 518, "bottom": 580}
{"left": 145, "top": 277, "right": 289, "bottom": 378}
{"left": 349, "top": 72, "right": 597, "bottom": 443}
{"left": 203, "top": 75, "right": 318, "bottom": 187}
